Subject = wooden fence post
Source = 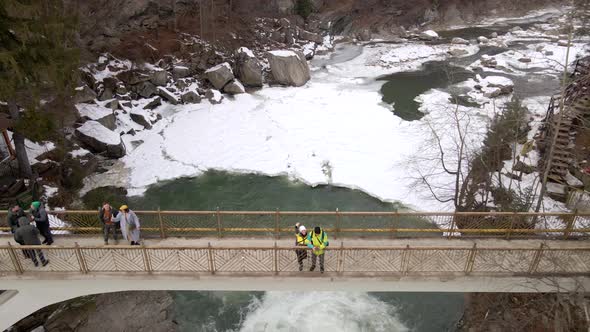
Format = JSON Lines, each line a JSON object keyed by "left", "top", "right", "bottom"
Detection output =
{"left": 207, "top": 242, "right": 215, "bottom": 274}
{"left": 7, "top": 243, "right": 22, "bottom": 274}
{"left": 401, "top": 245, "right": 410, "bottom": 274}
{"left": 391, "top": 210, "right": 398, "bottom": 239}
{"left": 158, "top": 207, "right": 166, "bottom": 238}
{"left": 216, "top": 207, "right": 222, "bottom": 239}
{"left": 74, "top": 242, "right": 88, "bottom": 274}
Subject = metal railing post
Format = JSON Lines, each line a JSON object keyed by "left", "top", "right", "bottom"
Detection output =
{"left": 275, "top": 209, "right": 280, "bottom": 239}
{"left": 564, "top": 212, "right": 576, "bottom": 239}
{"left": 158, "top": 207, "right": 166, "bottom": 238}
{"left": 74, "top": 242, "right": 88, "bottom": 274}
{"left": 391, "top": 210, "right": 398, "bottom": 239}
{"left": 142, "top": 245, "right": 152, "bottom": 273}
{"left": 401, "top": 245, "right": 410, "bottom": 274}
{"left": 207, "top": 242, "right": 215, "bottom": 274}
{"left": 506, "top": 213, "right": 516, "bottom": 240}
{"left": 447, "top": 214, "right": 456, "bottom": 240}
{"left": 464, "top": 244, "right": 477, "bottom": 274}
{"left": 335, "top": 208, "right": 341, "bottom": 240}
{"left": 7, "top": 243, "right": 23, "bottom": 274}
{"left": 528, "top": 243, "right": 545, "bottom": 274}
{"left": 338, "top": 241, "right": 345, "bottom": 274}
{"left": 216, "top": 207, "right": 222, "bottom": 238}
{"left": 274, "top": 242, "right": 278, "bottom": 275}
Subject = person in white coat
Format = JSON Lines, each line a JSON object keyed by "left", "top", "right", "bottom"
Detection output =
{"left": 113, "top": 205, "right": 141, "bottom": 245}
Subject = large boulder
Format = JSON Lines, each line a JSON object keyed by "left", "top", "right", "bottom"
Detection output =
{"left": 134, "top": 81, "right": 157, "bottom": 98}
{"left": 150, "top": 70, "right": 168, "bottom": 86}
{"left": 181, "top": 90, "right": 201, "bottom": 104}
{"left": 143, "top": 97, "right": 162, "bottom": 110}
{"left": 299, "top": 29, "right": 323, "bottom": 43}
{"left": 235, "top": 47, "right": 263, "bottom": 87}
{"left": 205, "top": 89, "right": 224, "bottom": 104}
{"left": 157, "top": 87, "right": 179, "bottom": 105}
{"left": 172, "top": 65, "right": 191, "bottom": 79}
{"left": 74, "top": 85, "right": 97, "bottom": 104}
{"left": 451, "top": 37, "right": 470, "bottom": 45}
{"left": 205, "top": 63, "right": 234, "bottom": 90}
{"left": 116, "top": 69, "right": 150, "bottom": 85}
{"left": 266, "top": 50, "right": 310, "bottom": 87}
{"left": 130, "top": 110, "right": 153, "bottom": 129}
{"left": 419, "top": 30, "right": 439, "bottom": 40}
{"left": 76, "top": 104, "right": 117, "bottom": 130}
{"left": 224, "top": 80, "right": 246, "bottom": 94}
{"left": 75, "top": 121, "right": 125, "bottom": 158}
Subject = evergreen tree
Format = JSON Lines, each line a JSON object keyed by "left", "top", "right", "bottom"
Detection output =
{"left": 295, "top": 0, "right": 313, "bottom": 19}
{"left": 0, "top": 0, "right": 79, "bottom": 179}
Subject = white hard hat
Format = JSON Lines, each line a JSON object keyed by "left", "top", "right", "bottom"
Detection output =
{"left": 299, "top": 225, "right": 307, "bottom": 232}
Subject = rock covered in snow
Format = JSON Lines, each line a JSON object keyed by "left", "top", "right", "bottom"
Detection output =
{"left": 75, "top": 121, "right": 125, "bottom": 158}
{"left": 449, "top": 48, "right": 469, "bottom": 57}
{"left": 76, "top": 104, "right": 117, "bottom": 130}
{"left": 150, "top": 70, "right": 168, "bottom": 86}
{"left": 266, "top": 50, "right": 310, "bottom": 87}
{"left": 419, "top": 30, "right": 438, "bottom": 40}
{"left": 490, "top": 32, "right": 498, "bottom": 38}
{"left": 477, "top": 36, "right": 489, "bottom": 44}
{"left": 172, "top": 65, "right": 191, "bottom": 79}
{"left": 143, "top": 97, "right": 162, "bottom": 110}
{"left": 117, "top": 69, "right": 150, "bottom": 85}
{"left": 130, "top": 110, "right": 153, "bottom": 129}
{"left": 74, "top": 85, "right": 97, "bottom": 104}
{"left": 134, "top": 81, "right": 157, "bottom": 98}
{"left": 451, "top": 37, "right": 470, "bottom": 45}
{"left": 299, "top": 29, "right": 323, "bottom": 43}
{"left": 181, "top": 90, "right": 201, "bottom": 104}
{"left": 478, "top": 75, "right": 514, "bottom": 98}
{"left": 205, "top": 62, "right": 235, "bottom": 90}
{"left": 566, "top": 172, "right": 584, "bottom": 188}
{"left": 224, "top": 80, "right": 246, "bottom": 95}
{"left": 205, "top": 89, "right": 224, "bottom": 104}
{"left": 157, "top": 87, "right": 179, "bottom": 105}
{"left": 519, "top": 57, "right": 532, "bottom": 63}
{"left": 480, "top": 55, "right": 498, "bottom": 68}
{"left": 235, "top": 47, "right": 263, "bottom": 87}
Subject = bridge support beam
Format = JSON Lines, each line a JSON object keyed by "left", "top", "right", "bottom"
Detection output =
{"left": 1, "top": 274, "right": 590, "bottom": 330}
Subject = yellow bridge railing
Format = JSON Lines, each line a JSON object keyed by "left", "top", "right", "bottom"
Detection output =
{"left": 1, "top": 210, "right": 589, "bottom": 239}
{"left": 1, "top": 243, "right": 589, "bottom": 276}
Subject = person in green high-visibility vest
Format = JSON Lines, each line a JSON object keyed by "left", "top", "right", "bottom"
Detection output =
{"left": 307, "top": 226, "right": 329, "bottom": 273}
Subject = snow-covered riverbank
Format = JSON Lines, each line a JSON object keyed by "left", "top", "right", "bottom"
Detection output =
{"left": 80, "top": 8, "right": 588, "bottom": 212}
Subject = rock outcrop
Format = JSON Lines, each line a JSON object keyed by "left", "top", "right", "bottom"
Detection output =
{"left": 235, "top": 47, "right": 263, "bottom": 87}
{"left": 74, "top": 85, "right": 98, "bottom": 104}
{"left": 76, "top": 104, "right": 117, "bottom": 131}
{"left": 75, "top": 121, "right": 125, "bottom": 158}
{"left": 205, "top": 63, "right": 234, "bottom": 90}
{"left": 224, "top": 80, "right": 246, "bottom": 94}
{"left": 181, "top": 90, "right": 201, "bottom": 104}
{"left": 266, "top": 50, "right": 310, "bottom": 87}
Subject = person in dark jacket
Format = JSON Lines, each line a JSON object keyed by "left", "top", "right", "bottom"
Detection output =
{"left": 99, "top": 202, "right": 118, "bottom": 245}
{"left": 6, "top": 205, "right": 25, "bottom": 235}
{"left": 30, "top": 201, "right": 53, "bottom": 245}
{"left": 14, "top": 217, "right": 49, "bottom": 267}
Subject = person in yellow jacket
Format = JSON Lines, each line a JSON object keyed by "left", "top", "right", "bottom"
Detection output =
{"left": 294, "top": 223, "right": 309, "bottom": 271}
{"left": 307, "top": 226, "right": 329, "bottom": 273}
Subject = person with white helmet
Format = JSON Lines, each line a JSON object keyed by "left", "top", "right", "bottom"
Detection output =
{"left": 294, "top": 222, "right": 309, "bottom": 271}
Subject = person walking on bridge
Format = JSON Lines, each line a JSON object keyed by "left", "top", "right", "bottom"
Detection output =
{"left": 295, "top": 223, "right": 309, "bottom": 271}
{"left": 307, "top": 226, "right": 329, "bottom": 273}
{"left": 30, "top": 201, "right": 53, "bottom": 245}
{"left": 7, "top": 204, "right": 25, "bottom": 235}
{"left": 114, "top": 205, "right": 141, "bottom": 245}
{"left": 14, "top": 217, "right": 49, "bottom": 267}
{"left": 99, "top": 202, "right": 118, "bottom": 245}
